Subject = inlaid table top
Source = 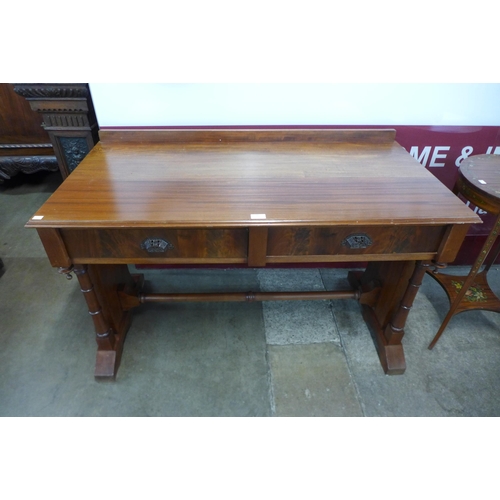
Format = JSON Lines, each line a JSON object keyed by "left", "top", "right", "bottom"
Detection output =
{"left": 457, "top": 154, "right": 500, "bottom": 215}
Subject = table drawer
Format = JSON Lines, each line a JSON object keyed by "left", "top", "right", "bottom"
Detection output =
{"left": 60, "top": 228, "right": 248, "bottom": 262}
{"left": 267, "top": 225, "right": 446, "bottom": 257}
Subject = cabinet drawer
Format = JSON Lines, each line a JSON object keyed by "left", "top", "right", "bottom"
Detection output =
{"left": 60, "top": 228, "right": 248, "bottom": 262}
{"left": 267, "top": 225, "right": 446, "bottom": 257}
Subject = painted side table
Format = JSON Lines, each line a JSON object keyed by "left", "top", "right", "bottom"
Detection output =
{"left": 428, "top": 154, "right": 500, "bottom": 348}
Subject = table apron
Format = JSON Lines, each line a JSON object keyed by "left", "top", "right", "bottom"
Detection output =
{"left": 56, "top": 225, "right": 449, "bottom": 265}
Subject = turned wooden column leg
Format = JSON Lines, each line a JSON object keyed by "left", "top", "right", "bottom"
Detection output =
{"left": 349, "top": 260, "right": 417, "bottom": 375}
{"left": 59, "top": 263, "right": 137, "bottom": 379}
{"left": 384, "top": 260, "right": 430, "bottom": 345}
{"left": 73, "top": 265, "right": 115, "bottom": 351}
{"left": 428, "top": 214, "right": 500, "bottom": 349}
{"left": 73, "top": 264, "right": 121, "bottom": 379}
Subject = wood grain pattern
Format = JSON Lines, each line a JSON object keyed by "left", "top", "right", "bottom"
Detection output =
{"left": 26, "top": 129, "right": 479, "bottom": 229}
{"left": 55, "top": 218, "right": 462, "bottom": 266}
{"left": 456, "top": 154, "right": 500, "bottom": 215}
{"left": 98, "top": 128, "right": 397, "bottom": 144}
{"left": 0, "top": 84, "right": 50, "bottom": 145}
{"left": 26, "top": 129, "right": 483, "bottom": 378}
{"left": 248, "top": 227, "right": 268, "bottom": 267}
{"left": 267, "top": 225, "right": 446, "bottom": 257}
{"left": 60, "top": 228, "right": 248, "bottom": 262}
{"left": 36, "top": 228, "right": 72, "bottom": 267}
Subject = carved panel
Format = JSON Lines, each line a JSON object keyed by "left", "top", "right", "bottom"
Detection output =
{"left": 0, "top": 156, "right": 59, "bottom": 181}
{"left": 0, "top": 143, "right": 52, "bottom": 150}
{"left": 43, "top": 114, "right": 89, "bottom": 128}
{"left": 13, "top": 84, "right": 99, "bottom": 179}
{"left": 13, "top": 84, "right": 89, "bottom": 99}
{"left": 59, "top": 137, "right": 90, "bottom": 172}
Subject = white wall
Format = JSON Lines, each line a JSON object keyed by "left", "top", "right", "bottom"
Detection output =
{"left": 89, "top": 83, "right": 500, "bottom": 127}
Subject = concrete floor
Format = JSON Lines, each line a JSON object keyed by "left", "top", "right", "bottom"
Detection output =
{"left": 1, "top": 171, "right": 500, "bottom": 417}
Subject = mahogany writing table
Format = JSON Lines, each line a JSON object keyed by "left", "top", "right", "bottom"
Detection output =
{"left": 26, "top": 129, "right": 480, "bottom": 379}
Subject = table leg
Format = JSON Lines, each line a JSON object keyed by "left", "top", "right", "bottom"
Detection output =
{"left": 349, "top": 260, "right": 426, "bottom": 374}
{"left": 70, "top": 264, "right": 137, "bottom": 379}
{"left": 428, "top": 213, "right": 500, "bottom": 349}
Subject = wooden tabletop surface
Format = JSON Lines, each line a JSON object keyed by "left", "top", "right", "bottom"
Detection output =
{"left": 26, "top": 129, "right": 480, "bottom": 229}
{"left": 460, "top": 154, "right": 500, "bottom": 200}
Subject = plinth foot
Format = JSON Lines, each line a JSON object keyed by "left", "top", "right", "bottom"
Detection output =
{"left": 361, "top": 304, "right": 406, "bottom": 375}
{"left": 95, "top": 350, "right": 119, "bottom": 380}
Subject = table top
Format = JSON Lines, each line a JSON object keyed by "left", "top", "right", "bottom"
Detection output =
{"left": 459, "top": 154, "right": 500, "bottom": 203}
{"left": 26, "top": 129, "right": 480, "bottom": 229}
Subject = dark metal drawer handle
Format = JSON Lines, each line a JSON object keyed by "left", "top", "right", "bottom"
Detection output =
{"left": 342, "top": 233, "right": 373, "bottom": 249}
{"left": 140, "top": 238, "right": 174, "bottom": 253}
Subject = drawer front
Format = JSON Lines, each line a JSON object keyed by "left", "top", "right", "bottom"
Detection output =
{"left": 267, "top": 225, "right": 446, "bottom": 257}
{"left": 61, "top": 228, "right": 248, "bottom": 261}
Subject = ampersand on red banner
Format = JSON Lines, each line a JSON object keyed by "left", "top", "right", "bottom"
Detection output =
{"left": 455, "top": 146, "right": 474, "bottom": 167}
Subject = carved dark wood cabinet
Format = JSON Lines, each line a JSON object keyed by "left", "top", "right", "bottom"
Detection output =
{"left": 0, "top": 83, "right": 58, "bottom": 182}
{"left": 13, "top": 83, "right": 99, "bottom": 179}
